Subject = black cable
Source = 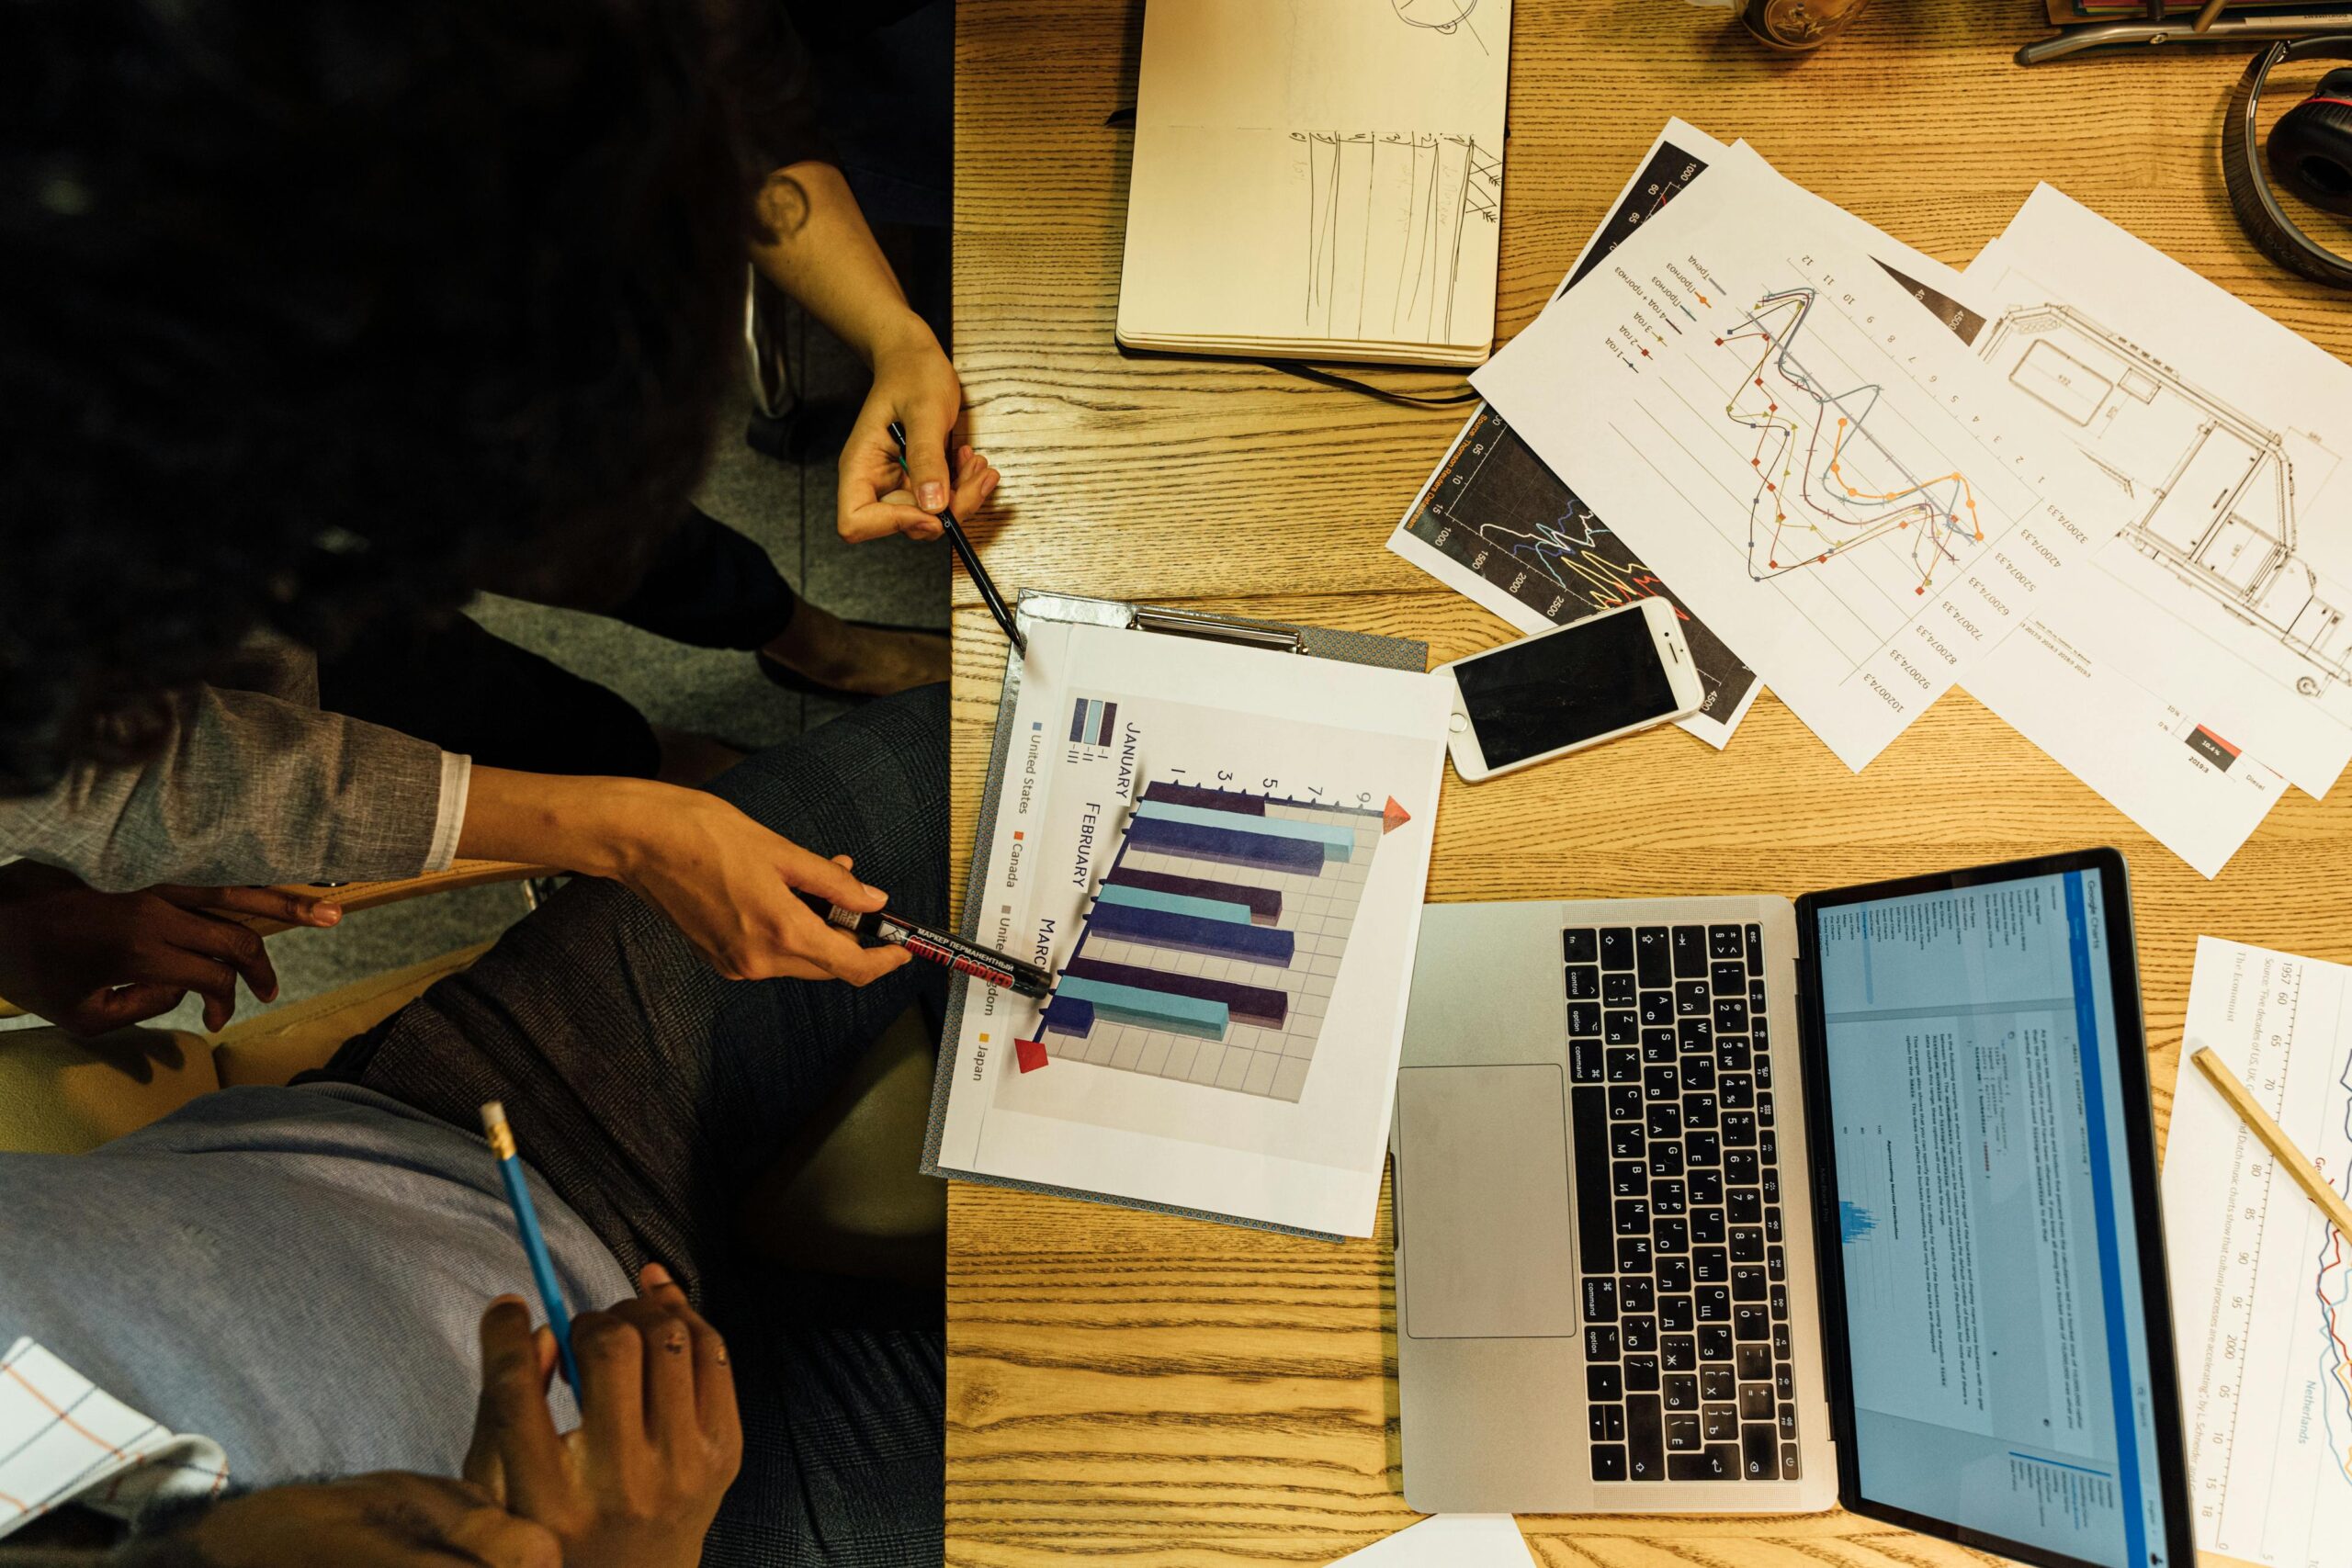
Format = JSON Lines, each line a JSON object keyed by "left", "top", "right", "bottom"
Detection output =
{"left": 1255, "top": 358, "right": 1484, "bottom": 408}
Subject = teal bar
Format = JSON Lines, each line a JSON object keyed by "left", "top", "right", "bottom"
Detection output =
{"left": 1133, "top": 800, "right": 1356, "bottom": 862}
{"left": 1055, "top": 976, "right": 1228, "bottom": 1041}
{"left": 1097, "top": 884, "right": 1255, "bottom": 925}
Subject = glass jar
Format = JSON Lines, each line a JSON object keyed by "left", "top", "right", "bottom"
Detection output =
{"left": 1740, "top": 0, "right": 1874, "bottom": 51}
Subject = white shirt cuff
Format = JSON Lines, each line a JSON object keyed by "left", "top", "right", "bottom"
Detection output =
{"left": 424, "top": 752, "right": 472, "bottom": 873}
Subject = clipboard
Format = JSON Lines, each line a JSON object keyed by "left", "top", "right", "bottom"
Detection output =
{"left": 920, "top": 589, "right": 1430, "bottom": 1239}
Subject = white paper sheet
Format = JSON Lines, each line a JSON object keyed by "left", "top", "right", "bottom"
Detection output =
{"left": 1473, "top": 157, "right": 2107, "bottom": 771}
{"left": 2162, "top": 937, "right": 2352, "bottom": 1566}
{"left": 1117, "top": 0, "right": 1510, "bottom": 363}
{"left": 931, "top": 618, "right": 1452, "bottom": 1237}
{"left": 1325, "top": 1514, "right": 1535, "bottom": 1566}
{"left": 1385, "top": 123, "right": 1987, "bottom": 752}
{"left": 1962, "top": 187, "right": 2352, "bottom": 802}
{"left": 1957, "top": 602, "right": 2286, "bottom": 878}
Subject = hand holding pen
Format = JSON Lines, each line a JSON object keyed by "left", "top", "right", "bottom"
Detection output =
{"left": 837, "top": 401, "right": 1000, "bottom": 545}
{"left": 887, "top": 420, "right": 1028, "bottom": 655}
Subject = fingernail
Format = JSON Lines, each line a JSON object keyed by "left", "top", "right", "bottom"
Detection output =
{"left": 920, "top": 482, "right": 945, "bottom": 510}
{"left": 641, "top": 1261, "right": 673, "bottom": 1287}
{"left": 861, "top": 882, "right": 886, "bottom": 902}
{"left": 315, "top": 905, "right": 342, "bottom": 926}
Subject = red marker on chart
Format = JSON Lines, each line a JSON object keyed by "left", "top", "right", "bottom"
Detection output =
{"left": 801, "top": 895, "right": 1055, "bottom": 998}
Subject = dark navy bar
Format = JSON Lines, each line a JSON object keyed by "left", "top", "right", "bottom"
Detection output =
{"left": 1063, "top": 956, "right": 1289, "bottom": 1028}
{"left": 1040, "top": 997, "right": 1096, "bottom": 1037}
{"left": 1088, "top": 899, "right": 1295, "bottom": 965}
{"left": 1105, "top": 865, "right": 1282, "bottom": 925}
{"left": 1142, "top": 780, "right": 1266, "bottom": 815}
{"left": 1068, "top": 701, "right": 1089, "bottom": 743}
{"left": 1128, "top": 813, "right": 1323, "bottom": 874}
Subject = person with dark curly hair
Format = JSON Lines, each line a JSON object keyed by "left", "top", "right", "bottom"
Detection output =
{"left": 0, "top": 0, "right": 994, "bottom": 1034}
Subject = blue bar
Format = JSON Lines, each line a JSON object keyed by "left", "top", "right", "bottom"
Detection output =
{"left": 1107, "top": 865, "right": 1282, "bottom": 925}
{"left": 1136, "top": 800, "right": 1356, "bottom": 861}
{"left": 1065, "top": 956, "right": 1289, "bottom": 1028}
{"left": 1040, "top": 998, "right": 1096, "bottom": 1038}
{"left": 1098, "top": 883, "right": 1255, "bottom": 925}
{"left": 2064, "top": 871, "right": 2146, "bottom": 1568}
{"left": 1068, "top": 699, "right": 1090, "bottom": 743}
{"left": 1128, "top": 814, "right": 1324, "bottom": 874}
{"left": 1055, "top": 976, "right": 1228, "bottom": 1040}
{"left": 1088, "top": 899, "right": 1296, "bottom": 965}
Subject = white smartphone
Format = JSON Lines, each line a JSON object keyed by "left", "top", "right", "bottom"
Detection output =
{"left": 1435, "top": 598, "right": 1704, "bottom": 781}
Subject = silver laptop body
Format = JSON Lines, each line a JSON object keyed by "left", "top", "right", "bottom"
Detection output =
{"left": 1392, "top": 896, "right": 1839, "bottom": 1515}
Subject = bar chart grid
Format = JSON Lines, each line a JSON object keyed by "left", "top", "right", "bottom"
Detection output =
{"left": 1035, "top": 779, "right": 1387, "bottom": 1101}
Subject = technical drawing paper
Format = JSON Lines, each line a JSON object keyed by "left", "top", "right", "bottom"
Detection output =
{"left": 1322, "top": 1514, "right": 1535, "bottom": 1566}
{"left": 1472, "top": 160, "right": 2104, "bottom": 771}
{"left": 1963, "top": 187, "right": 2352, "bottom": 801}
{"left": 1116, "top": 0, "right": 1509, "bottom": 365}
{"left": 2163, "top": 937, "right": 2352, "bottom": 1567}
{"left": 1387, "top": 125, "right": 1983, "bottom": 750}
{"left": 931, "top": 619, "right": 1451, "bottom": 1238}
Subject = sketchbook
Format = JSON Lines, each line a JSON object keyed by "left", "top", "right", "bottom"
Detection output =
{"left": 1114, "top": 0, "right": 1511, "bottom": 367}
{"left": 921, "top": 593, "right": 1452, "bottom": 1240}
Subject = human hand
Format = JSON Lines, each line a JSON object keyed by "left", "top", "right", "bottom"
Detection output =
{"left": 0, "top": 863, "right": 340, "bottom": 1035}
{"left": 836, "top": 314, "right": 1001, "bottom": 543}
{"left": 464, "top": 1265, "right": 743, "bottom": 1568}
{"left": 612, "top": 787, "right": 911, "bottom": 986}
{"left": 170, "top": 1472, "right": 559, "bottom": 1568}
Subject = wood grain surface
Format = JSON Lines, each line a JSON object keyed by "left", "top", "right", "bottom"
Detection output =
{"left": 947, "top": 3, "right": 2352, "bottom": 1562}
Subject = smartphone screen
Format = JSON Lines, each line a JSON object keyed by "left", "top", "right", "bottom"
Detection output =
{"left": 1452, "top": 608, "right": 1681, "bottom": 768}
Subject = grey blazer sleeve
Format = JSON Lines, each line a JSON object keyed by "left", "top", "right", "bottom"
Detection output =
{"left": 0, "top": 684, "right": 471, "bottom": 890}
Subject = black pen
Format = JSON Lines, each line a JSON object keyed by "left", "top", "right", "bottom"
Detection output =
{"left": 886, "top": 418, "right": 1027, "bottom": 656}
{"left": 801, "top": 894, "right": 1055, "bottom": 998}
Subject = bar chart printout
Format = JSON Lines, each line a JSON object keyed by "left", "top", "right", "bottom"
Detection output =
{"left": 1034, "top": 779, "right": 1396, "bottom": 1102}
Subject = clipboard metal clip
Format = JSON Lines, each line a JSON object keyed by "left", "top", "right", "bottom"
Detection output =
{"left": 1130, "top": 604, "right": 1305, "bottom": 655}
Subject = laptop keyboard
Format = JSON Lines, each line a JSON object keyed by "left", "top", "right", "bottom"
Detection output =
{"left": 1564, "top": 921, "right": 1800, "bottom": 1484}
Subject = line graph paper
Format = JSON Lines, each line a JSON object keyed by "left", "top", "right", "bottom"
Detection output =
{"left": 1475, "top": 166, "right": 2101, "bottom": 768}
{"left": 1615, "top": 262, "right": 2055, "bottom": 676}
{"left": 2166, "top": 939, "right": 2352, "bottom": 1566}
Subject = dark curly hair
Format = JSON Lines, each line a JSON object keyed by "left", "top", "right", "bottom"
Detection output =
{"left": 0, "top": 0, "right": 763, "bottom": 794}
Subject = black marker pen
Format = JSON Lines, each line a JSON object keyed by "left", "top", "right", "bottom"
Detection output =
{"left": 802, "top": 896, "right": 1055, "bottom": 998}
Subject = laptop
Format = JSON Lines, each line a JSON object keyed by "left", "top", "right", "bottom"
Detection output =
{"left": 1391, "top": 849, "right": 2194, "bottom": 1568}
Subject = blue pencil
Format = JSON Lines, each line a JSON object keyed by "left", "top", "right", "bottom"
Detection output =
{"left": 480, "top": 1100, "right": 582, "bottom": 1395}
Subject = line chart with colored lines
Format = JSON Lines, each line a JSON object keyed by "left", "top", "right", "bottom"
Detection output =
{"left": 2165, "top": 938, "right": 2352, "bottom": 1567}
{"left": 1474, "top": 168, "right": 2100, "bottom": 769}
{"left": 1393, "top": 405, "right": 1761, "bottom": 743}
{"left": 1721, "top": 287, "right": 1984, "bottom": 598}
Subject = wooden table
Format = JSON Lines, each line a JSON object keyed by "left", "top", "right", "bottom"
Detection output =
{"left": 945, "top": 4, "right": 2352, "bottom": 1562}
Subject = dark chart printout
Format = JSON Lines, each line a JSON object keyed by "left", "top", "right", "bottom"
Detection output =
{"left": 1403, "top": 140, "right": 1759, "bottom": 725}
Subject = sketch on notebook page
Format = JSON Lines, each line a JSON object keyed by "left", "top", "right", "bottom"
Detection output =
{"left": 1391, "top": 0, "right": 1491, "bottom": 50}
{"left": 1297, "top": 130, "right": 1500, "bottom": 343}
{"left": 1978, "top": 302, "right": 2352, "bottom": 698}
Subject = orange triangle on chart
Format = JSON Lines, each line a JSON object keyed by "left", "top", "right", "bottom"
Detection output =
{"left": 1382, "top": 797, "right": 1411, "bottom": 834}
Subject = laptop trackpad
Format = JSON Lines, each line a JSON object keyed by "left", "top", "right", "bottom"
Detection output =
{"left": 1396, "top": 1064, "right": 1577, "bottom": 1340}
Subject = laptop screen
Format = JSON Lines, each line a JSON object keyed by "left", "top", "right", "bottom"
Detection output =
{"left": 1808, "top": 864, "right": 2173, "bottom": 1568}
